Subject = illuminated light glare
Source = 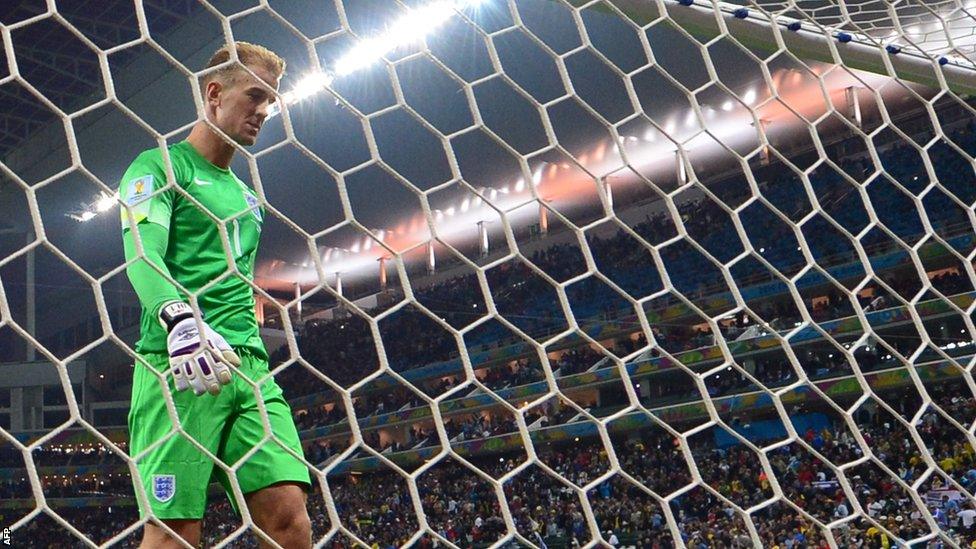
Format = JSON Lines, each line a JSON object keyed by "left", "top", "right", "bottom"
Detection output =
{"left": 743, "top": 88, "right": 757, "bottom": 105}
{"left": 286, "top": 71, "right": 334, "bottom": 102}
{"left": 644, "top": 129, "right": 656, "bottom": 141}
{"left": 95, "top": 192, "right": 117, "bottom": 212}
{"left": 271, "top": 60, "right": 911, "bottom": 281}
{"left": 388, "top": 1, "right": 456, "bottom": 43}
{"left": 514, "top": 178, "right": 525, "bottom": 192}
{"left": 335, "top": 38, "right": 387, "bottom": 76}
{"left": 594, "top": 142, "right": 606, "bottom": 162}
{"left": 684, "top": 109, "right": 696, "bottom": 127}
{"left": 334, "top": 0, "right": 464, "bottom": 76}
{"left": 79, "top": 211, "right": 96, "bottom": 222}
{"left": 270, "top": 0, "right": 480, "bottom": 119}
{"left": 351, "top": 242, "right": 361, "bottom": 253}
{"left": 532, "top": 167, "right": 543, "bottom": 186}
{"left": 722, "top": 100, "right": 734, "bottom": 111}
{"left": 460, "top": 198, "right": 470, "bottom": 212}
{"left": 500, "top": 185, "right": 509, "bottom": 194}
{"left": 445, "top": 206, "right": 455, "bottom": 216}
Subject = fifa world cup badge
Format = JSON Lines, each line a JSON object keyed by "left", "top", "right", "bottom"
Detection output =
{"left": 152, "top": 474, "right": 176, "bottom": 502}
{"left": 126, "top": 175, "right": 153, "bottom": 206}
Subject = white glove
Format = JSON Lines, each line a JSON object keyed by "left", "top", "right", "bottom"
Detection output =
{"left": 159, "top": 302, "right": 240, "bottom": 396}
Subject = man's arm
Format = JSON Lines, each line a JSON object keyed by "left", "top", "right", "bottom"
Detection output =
{"left": 122, "top": 221, "right": 182, "bottom": 319}
{"left": 119, "top": 151, "right": 182, "bottom": 318}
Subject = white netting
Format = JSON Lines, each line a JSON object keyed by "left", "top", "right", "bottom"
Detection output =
{"left": 740, "top": 0, "right": 976, "bottom": 58}
{"left": 0, "top": 0, "right": 976, "bottom": 548}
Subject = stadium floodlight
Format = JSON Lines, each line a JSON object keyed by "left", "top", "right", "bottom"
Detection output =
{"left": 742, "top": 88, "right": 757, "bottom": 105}
{"left": 68, "top": 191, "right": 118, "bottom": 222}
{"left": 273, "top": 0, "right": 482, "bottom": 116}
{"left": 95, "top": 192, "right": 116, "bottom": 213}
{"left": 334, "top": 37, "right": 389, "bottom": 76}
{"left": 332, "top": 0, "right": 460, "bottom": 76}
{"left": 281, "top": 71, "right": 334, "bottom": 105}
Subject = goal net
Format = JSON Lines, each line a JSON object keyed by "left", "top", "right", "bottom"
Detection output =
{"left": 0, "top": 0, "right": 975, "bottom": 547}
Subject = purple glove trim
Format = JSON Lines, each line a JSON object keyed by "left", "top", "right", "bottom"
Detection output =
{"left": 170, "top": 345, "right": 199, "bottom": 358}
{"left": 197, "top": 356, "right": 212, "bottom": 376}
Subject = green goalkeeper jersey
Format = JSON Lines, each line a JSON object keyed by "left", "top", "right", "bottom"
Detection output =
{"left": 119, "top": 141, "right": 266, "bottom": 358}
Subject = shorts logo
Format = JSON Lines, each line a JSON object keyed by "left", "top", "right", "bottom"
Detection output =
{"left": 125, "top": 175, "right": 153, "bottom": 206}
{"left": 152, "top": 474, "right": 176, "bottom": 502}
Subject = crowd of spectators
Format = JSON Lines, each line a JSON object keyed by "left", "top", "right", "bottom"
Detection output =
{"left": 290, "top": 295, "right": 967, "bottom": 463}
{"left": 300, "top": 380, "right": 976, "bottom": 548}
{"left": 0, "top": 441, "right": 127, "bottom": 469}
{"left": 8, "top": 397, "right": 976, "bottom": 548}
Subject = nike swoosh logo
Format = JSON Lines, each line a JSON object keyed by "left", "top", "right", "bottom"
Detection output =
{"left": 194, "top": 178, "right": 212, "bottom": 186}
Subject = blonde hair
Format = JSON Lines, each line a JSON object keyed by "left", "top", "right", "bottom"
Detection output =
{"left": 202, "top": 41, "right": 286, "bottom": 89}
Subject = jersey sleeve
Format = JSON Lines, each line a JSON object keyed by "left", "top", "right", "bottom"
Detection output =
{"left": 123, "top": 222, "right": 184, "bottom": 319}
{"left": 119, "top": 150, "right": 176, "bottom": 231}
{"left": 119, "top": 148, "right": 184, "bottom": 320}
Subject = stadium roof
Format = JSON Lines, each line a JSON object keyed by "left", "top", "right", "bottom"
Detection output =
{"left": 0, "top": 0, "right": 204, "bottom": 157}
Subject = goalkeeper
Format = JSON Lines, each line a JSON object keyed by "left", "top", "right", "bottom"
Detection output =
{"left": 120, "top": 42, "right": 311, "bottom": 548}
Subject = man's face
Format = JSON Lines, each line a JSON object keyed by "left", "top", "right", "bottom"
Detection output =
{"left": 208, "top": 63, "right": 279, "bottom": 146}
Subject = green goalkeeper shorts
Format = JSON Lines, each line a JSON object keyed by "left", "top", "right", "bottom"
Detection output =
{"left": 128, "top": 348, "right": 311, "bottom": 520}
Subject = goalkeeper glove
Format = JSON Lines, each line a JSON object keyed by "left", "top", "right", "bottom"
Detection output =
{"left": 159, "top": 301, "right": 240, "bottom": 396}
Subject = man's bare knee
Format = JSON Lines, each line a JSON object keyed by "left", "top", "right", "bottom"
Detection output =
{"left": 246, "top": 483, "right": 311, "bottom": 549}
{"left": 140, "top": 519, "right": 202, "bottom": 549}
{"left": 257, "top": 509, "right": 311, "bottom": 549}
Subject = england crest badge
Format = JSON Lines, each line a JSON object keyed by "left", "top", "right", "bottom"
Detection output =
{"left": 244, "top": 192, "right": 263, "bottom": 222}
{"left": 152, "top": 474, "right": 176, "bottom": 502}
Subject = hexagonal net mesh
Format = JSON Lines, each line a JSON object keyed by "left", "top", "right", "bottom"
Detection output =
{"left": 731, "top": 0, "right": 976, "bottom": 59}
{"left": 1, "top": 0, "right": 976, "bottom": 548}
